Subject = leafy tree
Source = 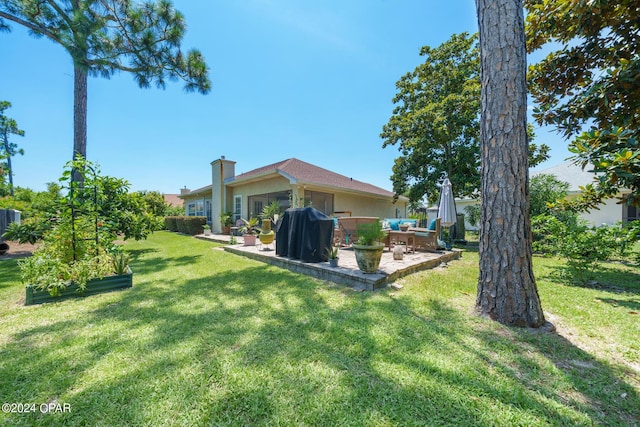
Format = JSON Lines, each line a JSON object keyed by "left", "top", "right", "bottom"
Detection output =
{"left": 529, "top": 173, "right": 569, "bottom": 217}
{"left": 3, "top": 159, "right": 163, "bottom": 243}
{"left": 382, "top": 32, "right": 480, "bottom": 205}
{"left": 139, "top": 190, "right": 171, "bottom": 217}
{"left": 59, "top": 161, "right": 163, "bottom": 241}
{"left": 0, "top": 100, "right": 25, "bottom": 196}
{"left": 475, "top": 0, "right": 546, "bottom": 328}
{"left": 0, "top": 0, "right": 211, "bottom": 180}
{"left": 526, "top": 0, "right": 640, "bottom": 207}
{"left": 382, "top": 32, "right": 550, "bottom": 205}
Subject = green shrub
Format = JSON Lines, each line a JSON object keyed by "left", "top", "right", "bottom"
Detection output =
{"left": 176, "top": 217, "right": 186, "bottom": 234}
{"left": 164, "top": 216, "right": 179, "bottom": 232}
{"left": 532, "top": 214, "right": 636, "bottom": 280}
{"left": 183, "top": 216, "right": 207, "bottom": 235}
{"left": 464, "top": 204, "right": 480, "bottom": 228}
{"left": 2, "top": 217, "right": 52, "bottom": 244}
{"left": 172, "top": 216, "right": 206, "bottom": 235}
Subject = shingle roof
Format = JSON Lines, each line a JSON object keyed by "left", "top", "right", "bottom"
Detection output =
{"left": 163, "top": 194, "right": 184, "bottom": 206}
{"left": 178, "top": 184, "right": 212, "bottom": 198}
{"left": 231, "top": 158, "right": 396, "bottom": 198}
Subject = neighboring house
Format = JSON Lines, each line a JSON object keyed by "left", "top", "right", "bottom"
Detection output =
{"left": 454, "top": 162, "right": 637, "bottom": 230}
{"left": 531, "top": 162, "right": 635, "bottom": 225}
{"left": 179, "top": 157, "right": 409, "bottom": 232}
{"left": 163, "top": 192, "right": 184, "bottom": 208}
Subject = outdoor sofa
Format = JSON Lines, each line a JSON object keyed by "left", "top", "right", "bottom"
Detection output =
{"left": 408, "top": 217, "right": 441, "bottom": 252}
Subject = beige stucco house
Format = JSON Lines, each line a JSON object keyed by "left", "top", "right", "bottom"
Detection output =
{"left": 455, "top": 162, "right": 637, "bottom": 230}
{"left": 179, "top": 157, "right": 409, "bottom": 233}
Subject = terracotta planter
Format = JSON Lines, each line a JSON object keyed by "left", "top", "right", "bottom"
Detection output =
{"left": 222, "top": 225, "right": 231, "bottom": 235}
{"left": 352, "top": 243, "right": 384, "bottom": 273}
{"left": 243, "top": 234, "right": 257, "bottom": 246}
{"left": 25, "top": 267, "right": 133, "bottom": 305}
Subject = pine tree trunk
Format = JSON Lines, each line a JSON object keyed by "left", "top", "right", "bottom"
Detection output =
{"left": 2, "top": 131, "right": 14, "bottom": 196}
{"left": 72, "top": 64, "right": 88, "bottom": 183}
{"left": 475, "top": 0, "right": 546, "bottom": 327}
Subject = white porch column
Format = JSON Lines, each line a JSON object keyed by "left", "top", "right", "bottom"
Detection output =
{"left": 211, "top": 157, "right": 236, "bottom": 233}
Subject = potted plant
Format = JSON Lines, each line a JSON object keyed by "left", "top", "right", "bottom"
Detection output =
{"left": 261, "top": 201, "right": 281, "bottom": 228}
{"left": 220, "top": 211, "right": 234, "bottom": 235}
{"left": 326, "top": 246, "right": 339, "bottom": 267}
{"left": 352, "top": 220, "right": 387, "bottom": 273}
{"left": 239, "top": 217, "right": 259, "bottom": 246}
{"left": 203, "top": 224, "right": 212, "bottom": 236}
{"left": 258, "top": 202, "right": 280, "bottom": 246}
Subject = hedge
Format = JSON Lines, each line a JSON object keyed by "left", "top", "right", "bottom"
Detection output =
{"left": 165, "top": 216, "right": 179, "bottom": 232}
{"left": 165, "top": 216, "right": 207, "bottom": 235}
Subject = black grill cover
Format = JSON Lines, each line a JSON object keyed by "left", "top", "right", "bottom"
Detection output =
{"left": 275, "top": 207, "right": 334, "bottom": 262}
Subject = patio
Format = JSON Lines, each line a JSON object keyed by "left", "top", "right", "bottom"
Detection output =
{"left": 197, "top": 233, "right": 462, "bottom": 291}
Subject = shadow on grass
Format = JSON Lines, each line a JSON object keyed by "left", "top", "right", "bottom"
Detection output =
{"left": 0, "top": 258, "right": 21, "bottom": 291}
{"left": 595, "top": 297, "right": 640, "bottom": 312}
{"left": 540, "top": 262, "right": 640, "bottom": 295}
{"left": 1, "top": 237, "right": 638, "bottom": 425}
{"left": 127, "top": 247, "right": 204, "bottom": 276}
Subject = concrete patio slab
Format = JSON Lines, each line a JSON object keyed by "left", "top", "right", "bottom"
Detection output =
{"left": 196, "top": 233, "right": 462, "bottom": 291}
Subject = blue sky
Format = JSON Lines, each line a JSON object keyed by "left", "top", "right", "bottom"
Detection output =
{"left": 0, "top": 0, "right": 568, "bottom": 195}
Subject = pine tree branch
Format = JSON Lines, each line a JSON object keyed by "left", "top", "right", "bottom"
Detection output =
{"left": 0, "top": 10, "right": 64, "bottom": 46}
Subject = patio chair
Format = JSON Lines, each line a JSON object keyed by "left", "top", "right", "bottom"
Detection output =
{"left": 336, "top": 217, "right": 378, "bottom": 246}
{"left": 409, "top": 217, "right": 440, "bottom": 252}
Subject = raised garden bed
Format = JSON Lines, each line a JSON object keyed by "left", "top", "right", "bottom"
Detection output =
{"left": 25, "top": 268, "right": 133, "bottom": 305}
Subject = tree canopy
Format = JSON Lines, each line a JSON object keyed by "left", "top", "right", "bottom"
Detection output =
{"left": 381, "top": 32, "right": 480, "bottom": 205}
{"left": 382, "top": 32, "right": 549, "bottom": 205}
{"left": 529, "top": 173, "right": 570, "bottom": 217}
{"left": 0, "top": 100, "right": 25, "bottom": 197}
{"left": 0, "top": 0, "right": 211, "bottom": 176}
{"left": 526, "top": 0, "right": 640, "bottom": 207}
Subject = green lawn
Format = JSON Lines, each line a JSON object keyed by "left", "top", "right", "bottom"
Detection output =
{"left": 0, "top": 231, "right": 638, "bottom": 426}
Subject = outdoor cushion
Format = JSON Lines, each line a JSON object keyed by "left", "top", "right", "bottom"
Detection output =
{"left": 428, "top": 219, "right": 437, "bottom": 230}
{"left": 414, "top": 231, "right": 435, "bottom": 238}
{"left": 385, "top": 218, "right": 417, "bottom": 230}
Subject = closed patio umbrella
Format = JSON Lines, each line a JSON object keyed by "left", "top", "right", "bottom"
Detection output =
{"left": 437, "top": 175, "right": 457, "bottom": 249}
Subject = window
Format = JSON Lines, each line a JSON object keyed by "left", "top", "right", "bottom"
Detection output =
{"left": 195, "top": 201, "right": 204, "bottom": 216}
{"left": 623, "top": 197, "right": 639, "bottom": 223}
{"left": 187, "top": 203, "right": 196, "bottom": 216}
{"left": 253, "top": 200, "right": 263, "bottom": 217}
{"left": 248, "top": 191, "right": 291, "bottom": 218}
{"left": 303, "top": 190, "right": 334, "bottom": 215}
{"left": 234, "top": 195, "right": 242, "bottom": 223}
{"left": 205, "top": 201, "right": 212, "bottom": 222}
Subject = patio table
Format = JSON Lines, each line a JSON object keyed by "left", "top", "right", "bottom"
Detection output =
{"left": 388, "top": 230, "right": 415, "bottom": 253}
